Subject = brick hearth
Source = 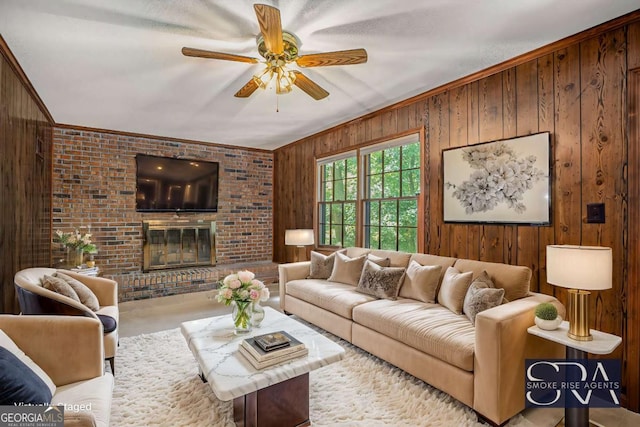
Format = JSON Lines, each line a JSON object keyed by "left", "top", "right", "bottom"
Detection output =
{"left": 113, "top": 261, "right": 279, "bottom": 302}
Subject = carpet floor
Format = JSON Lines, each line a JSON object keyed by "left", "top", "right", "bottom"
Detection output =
{"left": 111, "top": 325, "right": 537, "bottom": 427}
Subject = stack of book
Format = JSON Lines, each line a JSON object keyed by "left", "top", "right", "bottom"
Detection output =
{"left": 70, "top": 266, "right": 100, "bottom": 276}
{"left": 238, "top": 331, "right": 308, "bottom": 369}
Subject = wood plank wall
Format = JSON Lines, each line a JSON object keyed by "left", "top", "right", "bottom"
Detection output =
{"left": 274, "top": 17, "right": 640, "bottom": 410}
{"left": 0, "top": 40, "right": 53, "bottom": 313}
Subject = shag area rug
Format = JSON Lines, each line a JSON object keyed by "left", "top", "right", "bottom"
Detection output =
{"left": 111, "top": 325, "right": 537, "bottom": 426}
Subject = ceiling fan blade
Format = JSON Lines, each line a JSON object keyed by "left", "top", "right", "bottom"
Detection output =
{"left": 292, "top": 71, "right": 329, "bottom": 100}
{"left": 182, "top": 47, "right": 259, "bottom": 64}
{"left": 234, "top": 78, "right": 260, "bottom": 98}
{"left": 254, "top": 4, "right": 284, "bottom": 55}
{"left": 296, "top": 48, "right": 368, "bottom": 68}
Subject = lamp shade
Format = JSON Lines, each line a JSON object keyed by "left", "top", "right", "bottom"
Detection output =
{"left": 546, "top": 245, "right": 612, "bottom": 290}
{"left": 285, "top": 229, "right": 314, "bottom": 246}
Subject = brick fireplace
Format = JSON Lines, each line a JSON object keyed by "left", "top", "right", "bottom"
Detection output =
{"left": 52, "top": 127, "right": 276, "bottom": 301}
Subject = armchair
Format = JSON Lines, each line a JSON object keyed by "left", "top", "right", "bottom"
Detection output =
{"left": 0, "top": 315, "right": 114, "bottom": 427}
{"left": 14, "top": 268, "right": 119, "bottom": 374}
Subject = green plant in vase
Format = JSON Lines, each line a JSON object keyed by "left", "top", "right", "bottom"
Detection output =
{"left": 54, "top": 229, "right": 97, "bottom": 268}
{"left": 534, "top": 302, "right": 562, "bottom": 330}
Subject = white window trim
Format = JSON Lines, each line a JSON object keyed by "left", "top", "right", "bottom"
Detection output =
{"left": 359, "top": 133, "right": 419, "bottom": 156}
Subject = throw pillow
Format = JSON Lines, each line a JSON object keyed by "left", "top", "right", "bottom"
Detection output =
{"left": 97, "top": 315, "right": 118, "bottom": 333}
{"left": 41, "top": 275, "right": 81, "bottom": 303}
{"left": 54, "top": 272, "right": 100, "bottom": 311}
{"left": 463, "top": 284, "right": 505, "bottom": 325}
{"left": 469, "top": 270, "right": 509, "bottom": 304}
{"left": 0, "top": 347, "right": 52, "bottom": 405}
{"left": 307, "top": 250, "right": 344, "bottom": 279}
{"left": 367, "top": 254, "right": 391, "bottom": 267}
{"left": 0, "top": 330, "right": 56, "bottom": 397}
{"left": 327, "top": 252, "right": 367, "bottom": 286}
{"left": 399, "top": 261, "right": 442, "bottom": 303}
{"left": 356, "top": 260, "right": 406, "bottom": 300}
{"left": 437, "top": 267, "right": 474, "bottom": 314}
{"left": 471, "top": 270, "right": 494, "bottom": 289}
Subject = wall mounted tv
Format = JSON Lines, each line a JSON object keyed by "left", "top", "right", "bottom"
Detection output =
{"left": 136, "top": 154, "right": 219, "bottom": 212}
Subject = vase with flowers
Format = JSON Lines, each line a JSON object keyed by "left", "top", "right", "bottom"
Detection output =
{"left": 54, "top": 229, "right": 97, "bottom": 268}
{"left": 217, "top": 270, "right": 270, "bottom": 335}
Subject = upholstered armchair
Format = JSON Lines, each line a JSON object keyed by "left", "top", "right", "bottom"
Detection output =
{"left": 0, "top": 314, "right": 114, "bottom": 427}
{"left": 14, "top": 268, "right": 119, "bottom": 374}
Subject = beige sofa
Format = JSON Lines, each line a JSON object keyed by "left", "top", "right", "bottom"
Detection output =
{"left": 0, "top": 315, "right": 114, "bottom": 427}
{"left": 279, "top": 248, "right": 565, "bottom": 426}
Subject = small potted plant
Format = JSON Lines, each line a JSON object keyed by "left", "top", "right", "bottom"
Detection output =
{"left": 534, "top": 302, "right": 562, "bottom": 330}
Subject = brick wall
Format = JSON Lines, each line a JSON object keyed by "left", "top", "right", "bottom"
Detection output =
{"left": 52, "top": 127, "right": 275, "bottom": 300}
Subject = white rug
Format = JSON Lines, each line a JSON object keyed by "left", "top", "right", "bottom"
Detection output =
{"left": 111, "top": 326, "right": 537, "bottom": 427}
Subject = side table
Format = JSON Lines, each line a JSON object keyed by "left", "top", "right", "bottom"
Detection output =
{"left": 527, "top": 321, "right": 621, "bottom": 427}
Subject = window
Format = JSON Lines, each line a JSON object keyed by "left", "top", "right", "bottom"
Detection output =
{"left": 317, "top": 154, "right": 357, "bottom": 247}
{"left": 362, "top": 138, "right": 420, "bottom": 252}
{"left": 316, "top": 134, "right": 421, "bottom": 251}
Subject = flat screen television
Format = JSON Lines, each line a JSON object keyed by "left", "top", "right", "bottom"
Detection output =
{"left": 135, "top": 154, "right": 219, "bottom": 212}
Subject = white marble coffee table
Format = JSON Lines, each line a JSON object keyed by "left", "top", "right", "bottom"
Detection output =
{"left": 181, "top": 306, "right": 345, "bottom": 427}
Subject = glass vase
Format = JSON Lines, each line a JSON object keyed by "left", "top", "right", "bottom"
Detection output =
{"left": 251, "top": 301, "right": 265, "bottom": 328}
{"left": 232, "top": 300, "right": 253, "bottom": 335}
{"left": 66, "top": 248, "right": 84, "bottom": 268}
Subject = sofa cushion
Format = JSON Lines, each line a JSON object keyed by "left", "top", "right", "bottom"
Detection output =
{"left": 369, "top": 250, "right": 412, "bottom": 268}
{"left": 0, "top": 347, "right": 52, "bottom": 405}
{"left": 55, "top": 272, "right": 100, "bottom": 311}
{"left": 437, "top": 267, "right": 474, "bottom": 314}
{"left": 286, "top": 279, "right": 376, "bottom": 319}
{"left": 95, "top": 305, "right": 119, "bottom": 324}
{"left": 356, "top": 260, "right": 406, "bottom": 299}
{"left": 453, "top": 259, "right": 531, "bottom": 302}
{"left": 52, "top": 373, "right": 114, "bottom": 427}
{"left": 41, "top": 275, "right": 81, "bottom": 303}
{"left": 352, "top": 299, "right": 476, "bottom": 371}
{"left": 307, "top": 251, "right": 341, "bottom": 279}
{"left": 328, "top": 252, "right": 367, "bottom": 286}
{"left": 399, "top": 261, "right": 442, "bottom": 303}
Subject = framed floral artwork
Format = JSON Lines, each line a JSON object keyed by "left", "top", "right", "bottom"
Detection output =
{"left": 442, "top": 132, "right": 551, "bottom": 225}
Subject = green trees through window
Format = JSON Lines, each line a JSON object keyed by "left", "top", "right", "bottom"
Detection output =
{"left": 318, "top": 157, "right": 357, "bottom": 247}
{"left": 318, "top": 137, "right": 420, "bottom": 252}
{"left": 363, "top": 142, "right": 420, "bottom": 252}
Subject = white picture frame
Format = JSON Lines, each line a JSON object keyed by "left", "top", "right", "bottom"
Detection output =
{"left": 442, "top": 132, "right": 551, "bottom": 225}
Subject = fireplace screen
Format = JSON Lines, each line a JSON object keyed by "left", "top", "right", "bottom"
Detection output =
{"left": 143, "top": 220, "right": 215, "bottom": 272}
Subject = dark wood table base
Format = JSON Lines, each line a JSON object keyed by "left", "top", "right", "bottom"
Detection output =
{"left": 233, "top": 373, "right": 311, "bottom": 427}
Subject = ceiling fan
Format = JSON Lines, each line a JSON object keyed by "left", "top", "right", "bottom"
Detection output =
{"left": 182, "top": 3, "right": 367, "bottom": 100}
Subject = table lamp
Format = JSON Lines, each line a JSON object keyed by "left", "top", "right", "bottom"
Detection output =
{"left": 546, "top": 245, "right": 612, "bottom": 341}
{"left": 285, "top": 229, "right": 314, "bottom": 262}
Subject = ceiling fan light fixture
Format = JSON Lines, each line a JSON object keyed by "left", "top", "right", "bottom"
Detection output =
{"left": 253, "top": 63, "right": 296, "bottom": 94}
{"left": 253, "top": 67, "right": 273, "bottom": 89}
{"left": 184, "top": 4, "right": 366, "bottom": 101}
{"left": 275, "top": 67, "right": 296, "bottom": 94}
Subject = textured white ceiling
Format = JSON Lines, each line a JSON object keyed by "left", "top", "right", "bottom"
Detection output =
{"left": 1, "top": 1, "right": 638, "bottom": 150}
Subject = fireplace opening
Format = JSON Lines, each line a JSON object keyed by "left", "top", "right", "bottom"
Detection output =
{"left": 142, "top": 220, "right": 215, "bottom": 272}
